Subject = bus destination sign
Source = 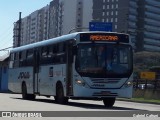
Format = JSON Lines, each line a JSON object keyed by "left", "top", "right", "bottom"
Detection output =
{"left": 90, "top": 35, "right": 118, "bottom": 41}
{"left": 80, "top": 33, "right": 129, "bottom": 43}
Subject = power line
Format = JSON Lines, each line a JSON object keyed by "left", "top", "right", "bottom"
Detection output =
{"left": 0, "top": 24, "right": 13, "bottom": 50}
{"left": 0, "top": 46, "right": 13, "bottom": 51}
{"left": 0, "top": 33, "right": 13, "bottom": 48}
{"left": 0, "top": 24, "right": 13, "bottom": 37}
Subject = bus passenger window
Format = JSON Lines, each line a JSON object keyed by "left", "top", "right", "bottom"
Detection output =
{"left": 48, "top": 46, "right": 54, "bottom": 64}
{"left": 9, "top": 53, "right": 14, "bottom": 68}
{"left": 19, "top": 52, "right": 22, "bottom": 67}
{"left": 40, "top": 47, "right": 51, "bottom": 65}
{"left": 26, "top": 49, "right": 33, "bottom": 66}
{"left": 13, "top": 53, "right": 19, "bottom": 68}
{"left": 53, "top": 44, "right": 58, "bottom": 53}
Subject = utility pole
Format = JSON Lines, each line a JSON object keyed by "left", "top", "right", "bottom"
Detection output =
{"left": 17, "top": 12, "right": 22, "bottom": 47}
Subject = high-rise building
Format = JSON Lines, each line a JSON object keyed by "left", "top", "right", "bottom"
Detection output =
{"left": 13, "top": 0, "right": 160, "bottom": 52}
{"left": 95, "top": 0, "right": 160, "bottom": 52}
{"left": 13, "top": 5, "right": 49, "bottom": 47}
{"left": 49, "top": 0, "right": 92, "bottom": 37}
{"left": 136, "top": 0, "right": 160, "bottom": 52}
{"left": 13, "top": 0, "right": 92, "bottom": 47}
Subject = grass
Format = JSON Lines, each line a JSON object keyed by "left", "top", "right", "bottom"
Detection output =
{"left": 118, "top": 97, "right": 160, "bottom": 104}
{"left": 130, "top": 98, "right": 160, "bottom": 104}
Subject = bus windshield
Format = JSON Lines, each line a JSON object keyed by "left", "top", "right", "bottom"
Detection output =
{"left": 76, "top": 43, "right": 133, "bottom": 78}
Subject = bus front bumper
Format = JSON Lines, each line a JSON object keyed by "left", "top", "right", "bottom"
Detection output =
{"left": 72, "top": 84, "right": 133, "bottom": 99}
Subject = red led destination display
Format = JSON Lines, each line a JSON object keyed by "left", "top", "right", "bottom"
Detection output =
{"left": 80, "top": 33, "right": 129, "bottom": 43}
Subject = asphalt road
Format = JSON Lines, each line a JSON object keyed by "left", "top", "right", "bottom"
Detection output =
{"left": 0, "top": 93, "right": 159, "bottom": 120}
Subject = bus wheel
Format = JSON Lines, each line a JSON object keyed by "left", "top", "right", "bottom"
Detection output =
{"left": 22, "top": 83, "right": 35, "bottom": 100}
{"left": 22, "top": 83, "right": 28, "bottom": 99}
{"left": 103, "top": 98, "right": 115, "bottom": 107}
{"left": 55, "top": 83, "right": 68, "bottom": 104}
{"left": 28, "top": 94, "right": 35, "bottom": 100}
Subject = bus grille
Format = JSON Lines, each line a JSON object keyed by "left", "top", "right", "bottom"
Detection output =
{"left": 92, "top": 91, "right": 118, "bottom": 97}
{"left": 91, "top": 78, "right": 121, "bottom": 84}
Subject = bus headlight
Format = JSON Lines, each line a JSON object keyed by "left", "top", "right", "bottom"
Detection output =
{"left": 75, "top": 79, "right": 85, "bottom": 86}
{"left": 124, "top": 81, "right": 133, "bottom": 87}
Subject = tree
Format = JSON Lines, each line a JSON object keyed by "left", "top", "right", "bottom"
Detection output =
{"left": 134, "top": 51, "right": 160, "bottom": 72}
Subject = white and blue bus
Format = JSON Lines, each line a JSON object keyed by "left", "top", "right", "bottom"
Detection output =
{"left": 8, "top": 31, "right": 133, "bottom": 107}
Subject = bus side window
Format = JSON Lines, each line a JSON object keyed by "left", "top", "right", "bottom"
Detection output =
{"left": 26, "top": 49, "right": 33, "bottom": 66}
{"left": 48, "top": 45, "right": 54, "bottom": 64}
{"left": 19, "top": 52, "right": 22, "bottom": 67}
{"left": 52, "top": 44, "right": 58, "bottom": 64}
{"left": 53, "top": 44, "right": 58, "bottom": 54}
{"left": 40, "top": 46, "right": 49, "bottom": 65}
{"left": 20, "top": 51, "right": 27, "bottom": 67}
{"left": 9, "top": 53, "right": 14, "bottom": 68}
{"left": 57, "top": 42, "right": 66, "bottom": 64}
{"left": 13, "top": 53, "right": 19, "bottom": 68}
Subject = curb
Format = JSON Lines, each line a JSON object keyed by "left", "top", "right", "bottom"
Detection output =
{"left": 0, "top": 90, "right": 11, "bottom": 93}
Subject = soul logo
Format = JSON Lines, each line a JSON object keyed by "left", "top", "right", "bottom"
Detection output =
{"left": 18, "top": 72, "right": 30, "bottom": 79}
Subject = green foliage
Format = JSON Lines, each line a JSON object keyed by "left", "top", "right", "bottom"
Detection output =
{"left": 134, "top": 51, "right": 160, "bottom": 72}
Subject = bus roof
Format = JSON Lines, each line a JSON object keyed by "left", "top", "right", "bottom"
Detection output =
{"left": 10, "top": 32, "right": 78, "bottom": 53}
{"left": 10, "top": 31, "right": 129, "bottom": 53}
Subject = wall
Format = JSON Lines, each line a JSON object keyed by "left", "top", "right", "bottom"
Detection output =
{"left": 0, "top": 60, "right": 8, "bottom": 91}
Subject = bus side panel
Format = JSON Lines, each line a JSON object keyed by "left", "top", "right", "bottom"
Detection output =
{"left": 8, "top": 67, "right": 33, "bottom": 94}
{"left": 38, "top": 64, "right": 66, "bottom": 96}
{"left": 8, "top": 69, "right": 21, "bottom": 93}
{"left": 38, "top": 65, "right": 53, "bottom": 95}
{"left": 118, "top": 86, "right": 133, "bottom": 98}
{"left": 117, "top": 75, "right": 133, "bottom": 98}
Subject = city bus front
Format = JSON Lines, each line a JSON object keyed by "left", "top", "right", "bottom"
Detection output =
{"left": 72, "top": 33, "right": 133, "bottom": 106}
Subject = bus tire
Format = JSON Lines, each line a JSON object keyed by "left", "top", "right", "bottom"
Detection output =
{"left": 55, "top": 83, "right": 68, "bottom": 104}
{"left": 28, "top": 94, "right": 36, "bottom": 100}
{"left": 103, "top": 97, "right": 115, "bottom": 107}
{"left": 22, "top": 83, "right": 35, "bottom": 100}
{"left": 22, "top": 83, "right": 28, "bottom": 99}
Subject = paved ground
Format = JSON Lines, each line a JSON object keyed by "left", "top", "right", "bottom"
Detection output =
{"left": 0, "top": 93, "right": 159, "bottom": 120}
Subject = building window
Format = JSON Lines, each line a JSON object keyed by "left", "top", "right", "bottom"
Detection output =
{"left": 107, "top": 12, "right": 109, "bottom": 16}
{"left": 102, "top": 12, "right": 105, "bottom": 16}
{"left": 115, "top": 25, "right": 117, "bottom": 29}
{"left": 116, "top": 4, "right": 118, "bottom": 8}
{"left": 103, "top": 5, "right": 105, "bottom": 9}
{"left": 115, "top": 18, "right": 118, "bottom": 22}
{"left": 111, "top": 11, "right": 113, "bottom": 15}
{"left": 111, "top": 18, "right": 113, "bottom": 22}
{"left": 107, "top": 5, "right": 109, "bottom": 9}
{"left": 115, "top": 11, "right": 118, "bottom": 15}
{"left": 112, "top": 4, "right": 114, "bottom": 9}
{"left": 106, "top": 18, "right": 109, "bottom": 22}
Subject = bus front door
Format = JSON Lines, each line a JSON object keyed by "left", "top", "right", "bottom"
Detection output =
{"left": 66, "top": 41, "right": 74, "bottom": 96}
{"left": 33, "top": 50, "right": 40, "bottom": 94}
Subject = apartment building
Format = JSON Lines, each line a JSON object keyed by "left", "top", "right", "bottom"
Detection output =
{"left": 138, "top": 0, "right": 160, "bottom": 52}
{"left": 13, "top": 5, "right": 49, "bottom": 47}
{"left": 13, "top": 0, "right": 160, "bottom": 52}
{"left": 48, "top": 0, "right": 92, "bottom": 37}
{"left": 13, "top": 0, "right": 92, "bottom": 47}
{"left": 93, "top": 0, "right": 160, "bottom": 52}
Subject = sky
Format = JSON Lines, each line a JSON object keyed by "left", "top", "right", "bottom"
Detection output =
{"left": 0, "top": 0, "right": 52, "bottom": 57}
